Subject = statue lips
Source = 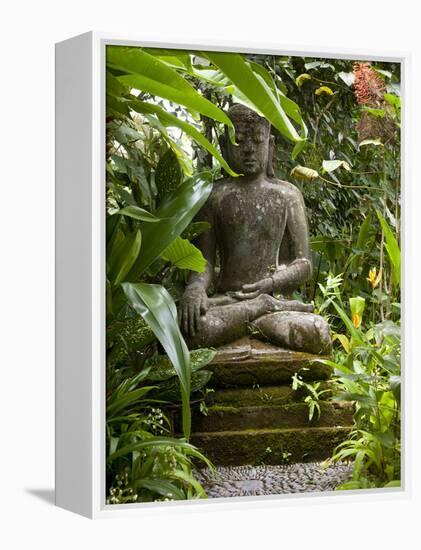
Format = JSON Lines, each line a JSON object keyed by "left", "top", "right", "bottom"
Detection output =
{"left": 244, "top": 159, "right": 258, "bottom": 171}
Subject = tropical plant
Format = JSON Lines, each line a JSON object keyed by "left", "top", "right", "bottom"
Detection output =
{"left": 291, "top": 372, "right": 331, "bottom": 421}
{"left": 104, "top": 46, "right": 401, "bottom": 498}
{"left": 319, "top": 296, "right": 400, "bottom": 489}
{"left": 106, "top": 365, "right": 214, "bottom": 503}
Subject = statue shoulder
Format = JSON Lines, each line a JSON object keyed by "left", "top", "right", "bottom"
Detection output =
{"left": 268, "top": 177, "right": 305, "bottom": 202}
{"left": 198, "top": 177, "right": 230, "bottom": 217}
{"left": 209, "top": 176, "right": 234, "bottom": 201}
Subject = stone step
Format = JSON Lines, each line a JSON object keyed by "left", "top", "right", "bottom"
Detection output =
{"left": 191, "top": 426, "right": 352, "bottom": 466}
{"left": 208, "top": 337, "right": 331, "bottom": 388}
{"left": 207, "top": 384, "right": 333, "bottom": 407}
{"left": 190, "top": 401, "right": 353, "bottom": 433}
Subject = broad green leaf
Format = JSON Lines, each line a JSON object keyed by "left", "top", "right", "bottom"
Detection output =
{"left": 356, "top": 214, "right": 372, "bottom": 249}
{"left": 133, "top": 478, "right": 186, "bottom": 500}
{"left": 107, "top": 386, "right": 157, "bottom": 417}
{"left": 155, "top": 148, "right": 183, "bottom": 203}
{"left": 290, "top": 165, "right": 319, "bottom": 180}
{"left": 108, "top": 229, "right": 142, "bottom": 286}
{"left": 128, "top": 174, "right": 213, "bottom": 280}
{"left": 108, "top": 436, "right": 196, "bottom": 462}
{"left": 191, "top": 67, "right": 228, "bottom": 87}
{"left": 248, "top": 61, "right": 280, "bottom": 100}
{"left": 350, "top": 214, "right": 372, "bottom": 270}
{"left": 106, "top": 71, "right": 129, "bottom": 98}
{"left": 118, "top": 206, "right": 160, "bottom": 222}
{"left": 291, "top": 139, "right": 308, "bottom": 160}
{"left": 106, "top": 72, "right": 130, "bottom": 116}
{"left": 106, "top": 94, "right": 130, "bottom": 116}
{"left": 143, "top": 48, "right": 193, "bottom": 71}
{"left": 162, "top": 237, "right": 206, "bottom": 272}
{"left": 107, "top": 47, "right": 234, "bottom": 129}
{"left": 322, "top": 159, "right": 351, "bottom": 173}
{"left": 171, "top": 469, "right": 207, "bottom": 497}
{"left": 331, "top": 301, "right": 363, "bottom": 344}
{"left": 129, "top": 99, "right": 238, "bottom": 176}
{"left": 122, "top": 283, "right": 192, "bottom": 439}
{"left": 377, "top": 210, "right": 400, "bottom": 285}
{"left": 205, "top": 51, "right": 304, "bottom": 143}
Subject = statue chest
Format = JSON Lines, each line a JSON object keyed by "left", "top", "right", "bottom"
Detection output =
{"left": 216, "top": 189, "right": 287, "bottom": 244}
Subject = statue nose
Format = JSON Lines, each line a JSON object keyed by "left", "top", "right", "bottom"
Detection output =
{"left": 243, "top": 140, "right": 254, "bottom": 153}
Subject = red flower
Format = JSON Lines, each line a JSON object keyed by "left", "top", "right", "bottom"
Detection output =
{"left": 353, "top": 62, "right": 385, "bottom": 107}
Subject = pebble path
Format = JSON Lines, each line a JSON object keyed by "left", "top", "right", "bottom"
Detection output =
{"left": 195, "top": 462, "right": 353, "bottom": 498}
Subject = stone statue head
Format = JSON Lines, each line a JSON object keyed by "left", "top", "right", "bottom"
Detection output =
{"left": 220, "top": 104, "right": 275, "bottom": 177}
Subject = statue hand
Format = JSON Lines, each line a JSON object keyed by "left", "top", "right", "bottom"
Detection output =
{"left": 231, "top": 277, "right": 273, "bottom": 300}
{"left": 180, "top": 285, "right": 208, "bottom": 336}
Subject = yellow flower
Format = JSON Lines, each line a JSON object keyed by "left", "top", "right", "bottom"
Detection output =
{"left": 367, "top": 267, "right": 382, "bottom": 289}
{"left": 352, "top": 313, "right": 361, "bottom": 328}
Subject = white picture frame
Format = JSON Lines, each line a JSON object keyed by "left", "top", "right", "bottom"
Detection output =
{"left": 55, "top": 31, "right": 410, "bottom": 518}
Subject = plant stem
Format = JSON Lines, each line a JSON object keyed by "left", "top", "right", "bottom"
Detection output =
{"left": 319, "top": 175, "right": 383, "bottom": 192}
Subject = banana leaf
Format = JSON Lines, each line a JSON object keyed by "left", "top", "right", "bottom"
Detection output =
{"left": 127, "top": 173, "right": 213, "bottom": 280}
{"left": 122, "top": 282, "right": 192, "bottom": 439}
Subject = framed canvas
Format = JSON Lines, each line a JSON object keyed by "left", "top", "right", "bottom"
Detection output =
{"left": 55, "top": 32, "right": 409, "bottom": 518}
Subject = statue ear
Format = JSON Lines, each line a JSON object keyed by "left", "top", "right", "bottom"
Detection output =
{"left": 218, "top": 133, "right": 227, "bottom": 160}
{"left": 218, "top": 133, "right": 232, "bottom": 176}
{"left": 266, "top": 134, "right": 275, "bottom": 178}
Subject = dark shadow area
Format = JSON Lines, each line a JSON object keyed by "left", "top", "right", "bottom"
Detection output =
{"left": 25, "top": 488, "right": 55, "bottom": 505}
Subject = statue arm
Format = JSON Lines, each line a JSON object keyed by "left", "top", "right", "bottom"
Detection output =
{"left": 180, "top": 199, "right": 216, "bottom": 335}
{"left": 185, "top": 200, "right": 216, "bottom": 292}
{"left": 271, "top": 189, "right": 312, "bottom": 293}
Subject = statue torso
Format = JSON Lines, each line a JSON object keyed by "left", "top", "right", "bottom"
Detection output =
{"left": 209, "top": 177, "right": 296, "bottom": 293}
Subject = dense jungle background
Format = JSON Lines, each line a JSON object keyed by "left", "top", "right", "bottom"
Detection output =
{"left": 105, "top": 47, "right": 401, "bottom": 504}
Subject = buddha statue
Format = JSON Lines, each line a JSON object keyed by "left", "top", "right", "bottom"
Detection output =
{"left": 179, "top": 104, "right": 331, "bottom": 355}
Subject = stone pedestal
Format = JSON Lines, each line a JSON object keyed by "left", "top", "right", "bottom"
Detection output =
{"left": 189, "top": 337, "right": 353, "bottom": 466}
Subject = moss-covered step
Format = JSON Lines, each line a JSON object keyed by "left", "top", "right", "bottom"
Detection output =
{"left": 190, "top": 401, "right": 353, "bottom": 433}
{"left": 207, "top": 384, "right": 333, "bottom": 407}
{"left": 191, "top": 426, "right": 351, "bottom": 466}
{"left": 207, "top": 337, "right": 332, "bottom": 388}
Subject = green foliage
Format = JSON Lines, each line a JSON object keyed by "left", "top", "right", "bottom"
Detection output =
{"left": 108, "top": 47, "right": 233, "bottom": 127}
{"left": 104, "top": 47, "right": 401, "bottom": 500}
{"left": 162, "top": 237, "right": 206, "bottom": 272}
{"left": 106, "top": 369, "right": 213, "bottom": 504}
{"left": 204, "top": 51, "right": 306, "bottom": 143}
{"left": 122, "top": 282, "right": 192, "bottom": 439}
{"left": 127, "top": 174, "right": 213, "bottom": 281}
{"left": 377, "top": 210, "right": 401, "bottom": 285}
{"left": 320, "top": 299, "right": 401, "bottom": 488}
{"left": 291, "top": 372, "right": 330, "bottom": 421}
{"left": 129, "top": 99, "right": 238, "bottom": 177}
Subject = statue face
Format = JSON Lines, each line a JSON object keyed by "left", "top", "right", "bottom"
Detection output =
{"left": 228, "top": 122, "right": 270, "bottom": 176}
